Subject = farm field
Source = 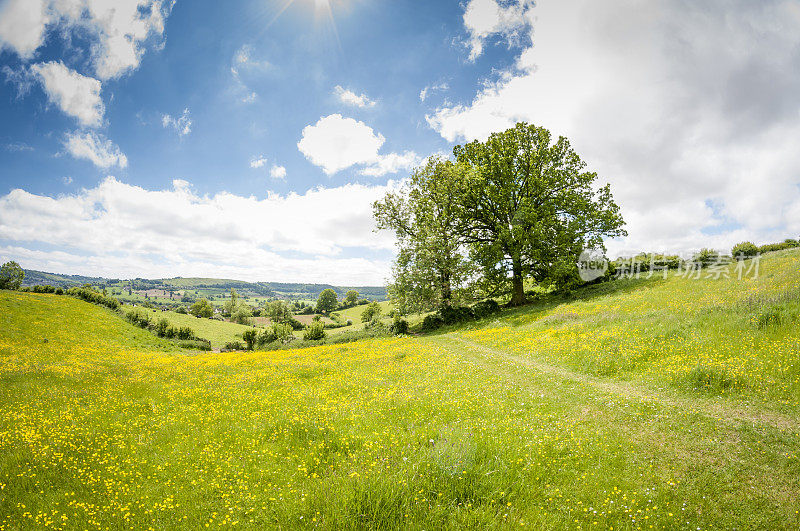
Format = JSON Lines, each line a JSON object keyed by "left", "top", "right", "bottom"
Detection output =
{"left": 131, "top": 308, "right": 256, "bottom": 349}
{"left": 1, "top": 251, "right": 800, "bottom": 528}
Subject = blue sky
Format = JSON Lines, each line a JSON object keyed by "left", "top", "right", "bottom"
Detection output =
{"left": 1, "top": 0, "right": 800, "bottom": 284}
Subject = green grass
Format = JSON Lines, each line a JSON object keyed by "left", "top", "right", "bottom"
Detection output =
{"left": 133, "top": 307, "right": 256, "bottom": 348}
{"left": 1, "top": 250, "right": 800, "bottom": 529}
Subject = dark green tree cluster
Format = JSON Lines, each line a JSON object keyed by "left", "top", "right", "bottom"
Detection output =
{"left": 374, "top": 123, "right": 626, "bottom": 309}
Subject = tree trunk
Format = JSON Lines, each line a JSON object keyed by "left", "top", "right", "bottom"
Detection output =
{"left": 440, "top": 271, "right": 452, "bottom": 306}
{"left": 509, "top": 256, "right": 526, "bottom": 306}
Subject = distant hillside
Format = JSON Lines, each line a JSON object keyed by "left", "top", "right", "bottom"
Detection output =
{"left": 21, "top": 270, "right": 387, "bottom": 301}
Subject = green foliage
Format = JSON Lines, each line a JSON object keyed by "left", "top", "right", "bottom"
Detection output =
{"left": 230, "top": 304, "right": 253, "bottom": 325}
{"left": 343, "top": 290, "right": 359, "bottom": 307}
{"left": 751, "top": 304, "right": 797, "bottom": 330}
{"left": 303, "top": 321, "right": 326, "bottom": 341}
{"left": 731, "top": 241, "right": 758, "bottom": 259}
{"left": 693, "top": 248, "right": 720, "bottom": 267}
{"left": 66, "top": 286, "right": 120, "bottom": 310}
{"left": 242, "top": 329, "right": 258, "bottom": 350}
{"left": 361, "top": 301, "right": 382, "bottom": 323}
{"left": 389, "top": 314, "right": 409, "bottom": 335}
{"left": 471, "top": 299, "right": 500, "bottom": 319}
{"left": 0, "top": 261, "right": 24, "bottom": 290}
{"left": 420, "top": 314, "right": 444, "bottom": 332}
{"left": 438, "top": 305, "right": 474, "bottom": 325}
{"left": 175, "top": 306, "right": 188, "bottom": 314}
{"left": 316, "top": 288, "right": 338, "bottom": 314}
{"left": 453, "top": 124, "right": 627, "bottom": 304}
{"left": 189, "top": 298, "right": 214, "bottom": 318}
{"left": 125, "top": 308, "right": 152, "bottom": 328}
{"left": 257, "top": 322, "right": 295, "bottom": 346}
{"left": 375, "top": 156, "right": 477, "bottom": 314}
{"left": 224, "top": 340, "right": 245, "bottom": 351}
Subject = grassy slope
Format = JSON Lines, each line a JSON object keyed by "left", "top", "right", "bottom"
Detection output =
{"left": 1, "top": 251, "right": 799, "bottom": 528}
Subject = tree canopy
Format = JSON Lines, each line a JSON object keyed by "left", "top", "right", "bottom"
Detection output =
{"left": 375, "top": 122, "right": 626, "bottom": 308}
{"left": 0, "top": 261, "right": 24, "bottom": 291}
{"left": 316, "top": 289, "right": 338, "bottom": 314}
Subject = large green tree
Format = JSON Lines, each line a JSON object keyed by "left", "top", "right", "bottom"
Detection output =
{"left": 374, "top": 156, "right": 476, "bottom": 313}
{"left": 190, "top": 298, "right": 214, "bottom": 318}
{"left": 316, "top": 289, "right": 338, "bottom": 314}
{"left": 454, "top": 123, "right": 626, "bottom": 305}
{"left": 0, "top": 261, "right": 24, "bottom": 290}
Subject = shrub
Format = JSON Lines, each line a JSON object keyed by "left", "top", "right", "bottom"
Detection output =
{"left": 242, "top": 329, "right": 258, "bottom": 350}
{"left": 421, "top": 314, "right": 444, "bottom": 332}
{"left": 55, "top": 287, "right": 64, "bottom": 295}
{"left": 390, "top": 314, "right": 409, "bottom": 335}
{"left": 439, "top": 305, "right": 473, "bottom": 325}
{"left": 154, "top": 318, "right": 170, "bottom": 338}
{"left": 472, "top": 299, "right": 500, "bottom": 319}
{"left": 271, "top": 322, "right": 294, "bottom": 343}
{"left": 126, "top": 308, "right": 152, "bottom": 328}
{"left": 176, "top": 326, "right": 193, "bottom": 340}
{"left": 224, "top": 341, "right": 245, "bottom": 351}
{"left": 692, "top": 248, "right": 720, "bottom": 268}
{"left": 175, "top": 306, "right": 188, "bottom": 314}
{"left": 66, "top": 287, "right": 120, "bottom": 310}
{"left": 257, "top": 328, "right": 277, "bottom": 347}
{"left": 361, "top": 301, "right": 382, "bottom": 323}
{"left": 731, "top": 242, "right": 758, "bottom": 259}
{"left": 31, "top": 285, "right": 56, "bottom": 294}
{"left": 303, "top": 321, "right": 326, "bottom": 341}
{"left": 177, "top": 339, "right": 211, "bottom": 351}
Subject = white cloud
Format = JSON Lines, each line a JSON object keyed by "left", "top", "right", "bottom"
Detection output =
{"left": 419, "top": 82, "right": 449, "bottom": 102}
{"left": 250, "top": 156, "right": 267, "bottom": 169}
{"left": 0, "top": 0, "right": 173, "bottom": 80}
{"left": 162, "top": 108, "right": 192, "bottom": 137}
{"left": 0, "top": 178, "right": 399, "bottom": 284}
{"left": 31, "top": 61, "right": 104, "bottom": 127}
{"left": 333, "top": 85, "right": 376, "bottom": 108}
{"left": 431, "top": 0, "right": 800, "bottom": 256}
{"left": 360, "top": 151, "right": 422, "bottom": 177}
{"left": 63, "top": 131, "right": 127, "bottom": 168}
{"left": 297, "top": 114, "right": 419, "bottom": 176}
{"left": 462, "top": 0, "right": 534, "bottom": 61}
{"left": 270, "top": 164, "right": 286, "bottom": 179}
{"left": 0, "top": 0, "right": 49, "bottom": 59}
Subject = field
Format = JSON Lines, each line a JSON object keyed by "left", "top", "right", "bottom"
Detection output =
{"left": 133, "top": 308, "right": 257, "bottom": 349}
{"left": 2, "top": 251, "right": 800, "bottom": 528}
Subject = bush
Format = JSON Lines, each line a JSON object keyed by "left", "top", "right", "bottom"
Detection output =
{"left": 224, "top": 341, "right": 245, "bottom": 351}
{"left": 303, "top": 321, "right": 326, "bottom": 340}
{"left": 361, "top": 301, "right": 382, "bottom": 323}
{"left": 154, "top": 318, "right": 170, "bottom": 337}
{"left": 421, "top": 314, "right": 444, "bottom": 332}
{"left": 55, "top": 287, "right": 64, "bottom": 295}
{"left": 257, "top": 328, "right": 277, "bottom": 347}
{"left": 177, "top": 339, "right": 211, "bottom": 351}
{"left": 126, "top": 308, "right": 152, "bottom": 328}
{"left": 66, "top": 286, "right": 120, "bottom": 310}
{"left": 242, "top": 329, "right": 258, "bottom": 350}
{"left": 731, "top": 241, "right": 758, "bottom": 259}
{"left": 692, "top": 248, "right": 720, "bottom": 268}
{"left": 176, "top": 326, "right": 193, "bottom": 340}
{"left": 439, "top": 305, "right": 474, "bottom": 325}
{"left": 31, "top": 285, "right": 56, "bottom": 294}
{"left": 472, "top": 299, "right": 500, "bottom": 319}
{"left": 390, "top": 314, "right": 409, "bottom": 335}
{"left": 175, "top": 306, "right": 188, "bottom": 314}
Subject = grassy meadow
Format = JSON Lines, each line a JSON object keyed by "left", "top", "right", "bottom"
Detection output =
{"left": 137, "top": 308, "right": 256, "bottom": 349}
{"left": 1, "top": 251, "right": 800, "bottom": 528}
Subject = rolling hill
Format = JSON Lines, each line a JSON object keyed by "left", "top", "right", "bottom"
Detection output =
{"left": 2, "top": 249, "right": 800, "bottom": 528}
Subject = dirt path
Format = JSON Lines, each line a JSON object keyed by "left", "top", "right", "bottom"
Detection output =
{"left": 440, "top": 334, "right": 800, "bottom": 432}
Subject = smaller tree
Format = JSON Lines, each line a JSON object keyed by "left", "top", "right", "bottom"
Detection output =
{"left": 303, "top": 321, "right": 326, "bottom": 341}
{"left": 361, "top": 301, "right": 382, "bottom": 323}
{"left": 316, "top": 289, "right": 338, "bottom": 314}
{"left": 0, "top": 261, "right": 24, "bottom": 290}
{"left": 242, "top": 329, "right": 258, "bottom": 350}
{"left": 190, "top": 298, "right": 214, "bottom": 318}
{"left": 344, "top": 290, "right": 359, "bottom": 307}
